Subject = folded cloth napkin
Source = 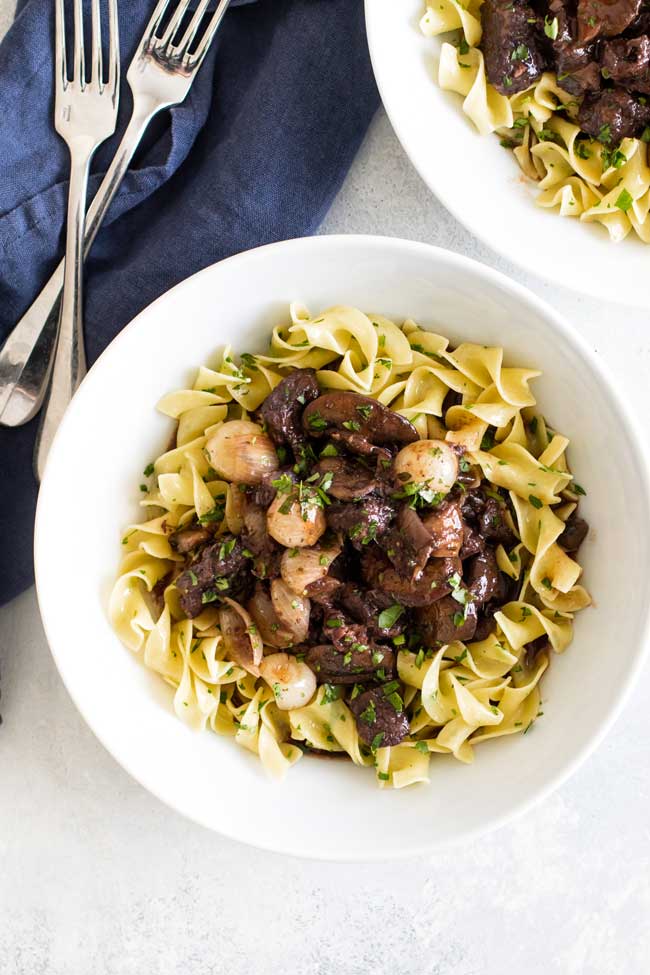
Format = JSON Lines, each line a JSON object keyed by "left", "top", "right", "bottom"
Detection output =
{"left": 0, "top": 0, "right": 379, "bottom": 607}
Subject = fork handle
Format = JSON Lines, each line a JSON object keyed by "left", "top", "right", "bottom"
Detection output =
{"left": 0, "top": 102, "right": 156, "bottom": 428}
{"left": 34, "top": 148, "right": 94, "bottom": 482}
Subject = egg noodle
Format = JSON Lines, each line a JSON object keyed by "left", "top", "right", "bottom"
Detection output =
{"left": 109, "top": 304, "right": 590, "bottom": 789}
{"left": 422, "top": 0, "right": 650, "bottom": 243}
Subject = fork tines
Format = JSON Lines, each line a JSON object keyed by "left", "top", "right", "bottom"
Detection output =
{"left": 146, "top": 0, "right": 231, "bottom": 69}
{"left": 55, "top": 0, "right": 119, "bottom": 91}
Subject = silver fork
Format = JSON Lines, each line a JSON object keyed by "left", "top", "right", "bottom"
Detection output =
{"left": 34, "top": 0, "right": 120, "bottom": 481}
{"left": 0, "top": 0, "right": 232, "bottom": 430}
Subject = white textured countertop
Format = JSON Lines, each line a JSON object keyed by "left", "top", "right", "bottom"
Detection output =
{"left": 2, "top": 4, "right": 650, "bottom": 973}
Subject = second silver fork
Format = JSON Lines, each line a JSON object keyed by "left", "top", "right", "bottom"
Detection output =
{"left": 33, "top": 0, "right": 119, "bottom": 481}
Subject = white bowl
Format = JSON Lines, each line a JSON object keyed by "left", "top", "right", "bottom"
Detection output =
{"left": 365, "top": 0, "right": 650, "bottom": 307}
{"left": 35, "top": 235, "right": 650, "bottom": 860}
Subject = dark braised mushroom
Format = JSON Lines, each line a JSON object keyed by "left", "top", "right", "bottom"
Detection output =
{"left": 416, "top": 594, "right": 478, "bottom": 645}
{"left": 305, "top": 643, "right": 395, "bottom": 685}
{"left": 315, "top": 455, "right": 377, "bottom": 501}
{"left": 169, "top": 525, "right": 213, "bottom": 555}
{"left": 381, "top": 504, "right": 435, "bottom": 579}
{"left": 258, "top": 368, "right": 320, "bottom": 451}
{"left": 421, "top": 500, "right": 464, "bottom": 557}
{"left": 349, "top": 687, "right": 410, "bottom": 747}
{"left": 303, "top": 391, "right": 418, "bottom": 447}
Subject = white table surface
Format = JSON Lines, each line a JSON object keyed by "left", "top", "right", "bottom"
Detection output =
{"left": 2, "top": 5, "right": 650, "bottom": 974}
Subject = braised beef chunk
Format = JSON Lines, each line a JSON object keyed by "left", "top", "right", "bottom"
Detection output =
{"left": 176, "top": 535, "right": 250, "bottom": 618}
{"left": 556, "top": 44, "right": 603, "bottom": 94}
{"left": 459, "top": 521, "right": 485, "bottom": 559}
{"left": 361, "top": 546, "right": 462, "bottom": 606}
{"left": 350, "top": 688, "right": 410, "bottom": 747}
{"left": 578, "top": 85, "right": 650, "bottom": 140}
{"left": 258, "top": 368, "right": 320, "bottom": 451}
{"left": 421, "top": 500, "right": 464, "bottom": 557}
{"left": 460, "top": 488, "right": 486, "bottom": 523}
{"left": 559, "top": 511, "right": 589, "bottom": 551}
{"left": 465, "top": 547, "right": 506, "bottom": 605}
{"left": 577, "top": 0, "right": 641, "bottom": 43}
{"left": 338, "top": 586, "right": 407, "bottom": 639}
{"left": 482, "top": 0, "right": 547, "bottom": 94}
{"left": 315, "top": 456, "right": 376, "bottom": 501}
{"left": 169, "top": 525, "right": 212, "bottom": 554}
{"left": 601, "top": 34, "right": 650, "bottom": 90}
{"left": 326, "top": 496, "right": 393, "bottom": 548}
{"left": 303, "top": 391, "right": 418, "bottom": 447}
{"left": 417, "top": 595, "right": 478, "bottom": 645}
{"left": 305, "top": 643, "right": 395, "bottom": 684}
{"left": 477, "top": 497, "right": 517, "bottom": 547}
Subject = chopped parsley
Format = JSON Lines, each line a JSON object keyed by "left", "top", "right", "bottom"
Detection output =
{"left": 359, "top": 699, "right": 377, "bottom": 724}
{"left": 573, "top": 482, "right": 587, "bottom": 496}
{"left": 377, "top": 604, "right": 404, "bottom": 629}
{"left": 143, "top": 463, "right": 154, "bottom": 477}
{"left": 543, "top": 15, "right": 558, "bottom": 39}
{"left": 198, "top": 505, "right": 225, "bottom": 525}
{"left": 510, "top": 44, "right": 529, "bottom": 62}
{"left": 320, "top": 443, "right": 338, "bottom": 458}
{"left": 307, "top": 411, "right": 328, "bottom": 431}
{"left": 370, "top": 732, "right": 385, "bottom": 752}
{"left": 529, "top": 494, "right": 543, "bottom": 509}
{"left": 615, "top": 188, "right": 633, "bottom": 214}
{"left": 415, "top": 741, "right": 429, "bottom": 754}
{"left": 321, "top": 684, "right": 342, "bottom": 705}
{"left": 342, "top": 419, "right": 361, "bottom": 432}
{"left": 355, "top": 404, "right": 373, "bottom": 419}
{"left": 597, "top": 123, "right": 612, "bottom": 145}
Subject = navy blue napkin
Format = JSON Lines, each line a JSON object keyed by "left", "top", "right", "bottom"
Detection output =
{"left": 0, "top": 0, "right": 379, "bottom": 606}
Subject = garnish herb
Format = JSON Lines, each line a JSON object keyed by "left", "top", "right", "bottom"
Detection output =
{"left": 543, "top": 15, "right": 558, "bottom": 39}
{"left": 615, "top": 188, "right": 633, "bottom": 213}
{"left": 529, "top": 494, "right": 543, "bottom": 509}
{"left": 377, "top": 604, "right": 404, "bottom": 629}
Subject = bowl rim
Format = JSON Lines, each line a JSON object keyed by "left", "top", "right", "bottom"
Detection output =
{"left": 34, "top": 233, "right": 650, "bottom": 860}
{"left": 364, "top": 0, "right": 650, "bottom": 309}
